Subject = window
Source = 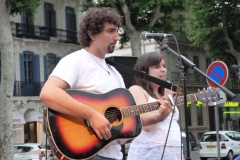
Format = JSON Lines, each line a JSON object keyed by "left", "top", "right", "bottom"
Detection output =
{"left": 23, "top": 52, "right": 34, "bottom": 84}
{"left": 19, "top": 51, "right": 40, "bottom": 95}
{"left": 197, "top": 103, "right": 203, "bottom": 125}
{"left": 187, "top": 106, "right": 192, "bottom": 126}
{"left": 14, "top": 146, "right": 33, "bottom": 153}
{"left": 233, "top": 132, "right": 240, "bottom": 141}
{"left": 206, "top": 57, "right": 212, "bottom": 69}
{"left": 193, "top": 56, "right": 200, "bottom": 82}
{"left": 46, "top": 53, "right": 56, "bottom": 76}
{"left": 83, "top": 0, "right": 93, "bottom": 3}
{"left": 44, "top": 3, "right": 56, "bottom": 38}
{"left": 201, "top": 134, "right": 228, "bottom": 142}
{"left": 20, "top": 52, "right": 40, "bottom": 83}
{"left": 21, "top": 10, "right": 33, "bottom": 25}
{"left": 226, "top": 132, "right": 240, "bottom": 141}
{"left": 17, "top": 10, "right": 35, "bottom": 38}
{"left": 65, "top": 7, "right": 77, "bottom": 43}
{"left": 44, "top": 53, "right": 61, "bottom": 81}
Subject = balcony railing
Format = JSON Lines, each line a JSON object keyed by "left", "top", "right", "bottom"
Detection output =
{"left": 14, "top": 81, "right": 44, "bottom": 96}
{"left": 11, "top": 23, "right": 79, "bottom": 45}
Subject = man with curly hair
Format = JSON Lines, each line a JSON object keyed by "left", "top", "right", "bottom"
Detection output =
{"left": 40, "top": 7, "right": 125, "bottom": 160}
{"left": 40, "top": 7, "right": 172, "bottom": 160}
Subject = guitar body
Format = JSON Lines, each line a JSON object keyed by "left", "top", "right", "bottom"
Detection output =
{"left": 45, "top": 88, "right": 142, "bottom": 160}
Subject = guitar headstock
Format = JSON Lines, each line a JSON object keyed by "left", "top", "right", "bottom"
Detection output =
{"left": 195, "top": 87, "right": 221, "bottom": 106}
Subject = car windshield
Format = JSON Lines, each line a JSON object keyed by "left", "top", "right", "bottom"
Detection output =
{"left": 225, "top": 132, "right": 240, "bottom": 141}
{"left": 14, "top": 146, "right": 33, "bottom": 153}
{"left": 201, "top": 134, "right": 228, "bottom": 142}
{"left": 14, "top": 144, "right": 42, "bottom": 154}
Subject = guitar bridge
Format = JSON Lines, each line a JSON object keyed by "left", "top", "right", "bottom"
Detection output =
{"left": 84, "top": 120, "right": 95, "bottom": 135}
{"left": 84, "top": 120, "right": 91, "bottom": 127}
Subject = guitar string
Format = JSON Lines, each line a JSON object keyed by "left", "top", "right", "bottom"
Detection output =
{"left": 103, "top": 100, "right": 165, "bottom": 118}
{"left": 92, "top": 91, "right": 215, "bottom": 119}
{"left": 104, "top": 110, "right": 156, "bottom": 117}
{"left": 103, "top": 105, "right": 160, "bottom": 118}
{"left": 103, "top": 96, "right": 187, "bottom": 118}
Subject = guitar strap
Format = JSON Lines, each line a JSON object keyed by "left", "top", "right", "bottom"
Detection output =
{"left": 106, "top": 59, "right": 178, "bottom": 92}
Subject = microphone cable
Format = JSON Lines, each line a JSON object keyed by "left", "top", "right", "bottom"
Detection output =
{"left": 160, "top": 34, "right": 183, "bottom": 160}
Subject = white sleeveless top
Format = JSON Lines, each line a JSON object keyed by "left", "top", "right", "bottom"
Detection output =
{"left": 131, "top": 94, "right": 181, "bottom": 148}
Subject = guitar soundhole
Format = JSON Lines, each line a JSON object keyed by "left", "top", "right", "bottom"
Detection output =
{"left": 105, "top": 107, "right": 122, "bottom": 124}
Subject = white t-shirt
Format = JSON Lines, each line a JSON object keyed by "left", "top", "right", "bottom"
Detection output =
{"left": 50, "top": 49, "right": 125, "bottom": 159}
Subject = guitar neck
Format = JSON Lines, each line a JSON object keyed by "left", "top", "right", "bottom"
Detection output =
{"left": 121, "top": 93, "right": 197, "bottom": 118}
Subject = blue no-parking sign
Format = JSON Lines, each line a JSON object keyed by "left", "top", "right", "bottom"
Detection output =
{"left": 206, "top": 61, "right": 228, "bottom": 88}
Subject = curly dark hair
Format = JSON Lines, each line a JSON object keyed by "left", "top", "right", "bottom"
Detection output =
{"left": 79, "top": 7, "right": 122, "bottom": 48}
{"left": 133, "top": 52, "right": 166, "bottom": 99}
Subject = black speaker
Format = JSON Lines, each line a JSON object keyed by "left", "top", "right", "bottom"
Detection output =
{"left": 106, "top": 56, "right": 138, "bottom": 89}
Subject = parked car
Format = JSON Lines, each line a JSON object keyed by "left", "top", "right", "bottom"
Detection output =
{"left": 14, "top": 143, "right": 52, "bottom": 160}
{"left": 199, "top": 130, "right": 240, "bottom": 160}
{"left": 181, "top": 131, "right": 197, "bottom": 150}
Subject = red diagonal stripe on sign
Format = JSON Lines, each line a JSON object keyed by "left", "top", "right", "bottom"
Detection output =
{"left": 211, "top": 67, "right": 223, "bottom": 83}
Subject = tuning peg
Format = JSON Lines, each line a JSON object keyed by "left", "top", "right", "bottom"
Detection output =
{"left": 209, "top": 97, "right": 214, "bottom": 102}
{"left": 201, "top": 98, "right": 206, "bottom": 102}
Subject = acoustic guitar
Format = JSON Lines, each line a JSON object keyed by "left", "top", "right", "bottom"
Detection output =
{"left": 45, "top": 87, "right": 220, "bottom": 160}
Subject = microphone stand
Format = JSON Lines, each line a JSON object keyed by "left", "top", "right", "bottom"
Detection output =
{"left": 155, "top": 38, "right": 236, "bottom": 160}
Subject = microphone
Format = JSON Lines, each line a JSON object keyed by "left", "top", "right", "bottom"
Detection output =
{"left": 140, "top": 31, "right": 173, "bottom": 41}
{"left": 231, "top": 64, "right": 240, "bottom": 78}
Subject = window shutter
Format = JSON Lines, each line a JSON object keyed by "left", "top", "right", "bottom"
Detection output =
{"left": 52, "top": 10, "right": 56, "bottom": 36}
{"left": 33, "top": 54, "right": 40, "bottom": 82}
{"left": 19, "top": 53, "right": 24, "bottom": 81}
{"left": 72, "top": 14, "right": 77, "bottom": 31}
{"left": 44, "top": 55, "right": 48, "bottom": 81}
{"left": 56, "top": 56, "right": 61, "bottom": 65}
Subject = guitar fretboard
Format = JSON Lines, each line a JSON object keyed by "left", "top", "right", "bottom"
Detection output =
{"left": 121, "top": 94, "right": 197, "bottom": 118}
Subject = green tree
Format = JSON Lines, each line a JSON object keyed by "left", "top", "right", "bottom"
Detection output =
{"left": 0, "top": 0, "right": 40, "bottom": 159}
{"left": 184, "top": 0, "right": 240, "bottom": 66}
{"left": 82, "top": 0, "right": 184, "bottom": 57}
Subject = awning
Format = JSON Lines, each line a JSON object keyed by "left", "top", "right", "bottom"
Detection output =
{"left": 25, "top": 109, "right": 43, "bottom": 122}
{"left": 12, "top": 111, "right": 26, "bottom": 124}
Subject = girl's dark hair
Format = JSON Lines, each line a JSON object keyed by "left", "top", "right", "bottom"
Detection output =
{"left": 79, "top": 7, "right": 122, "bottom": 47}
{"left": 133, "top": 52, "right": 165, "bottom": 99}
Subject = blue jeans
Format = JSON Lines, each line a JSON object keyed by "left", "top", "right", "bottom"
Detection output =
{"left": 91, "top": 155, "right": 115, "bottom": 160}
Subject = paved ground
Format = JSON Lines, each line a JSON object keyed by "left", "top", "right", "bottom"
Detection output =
{"left": 48, "top": 147, "right": 224, "bottom": 160}
{"left": 187, "top": 147, "right": 222, "bottom": 160}
{"left": 185, "top": 147, "right": 200, "bottom": 160}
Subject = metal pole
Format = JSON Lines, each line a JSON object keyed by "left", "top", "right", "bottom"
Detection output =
{"left": 183, "top": 75, "right": 191, "bottom": 160}
{"left": 214, "top": 105, "right": 220, "bottom": 160}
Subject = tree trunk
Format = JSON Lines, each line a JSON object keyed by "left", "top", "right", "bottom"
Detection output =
{"left": 0, "top": 0, "right": 15, "bottom": 159}
{"left": 128, "top": 32, "right": 142, "bottom": 57}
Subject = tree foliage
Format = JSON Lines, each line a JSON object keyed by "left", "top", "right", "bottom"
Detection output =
{"left": 9, "top": 0, "right": 41, "bottom": 17}
{"left": 82, "top": 0, "right": 185, "bottom": 56}
{"left": 184, "top": 0, "right": 240, "bottom": 65}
